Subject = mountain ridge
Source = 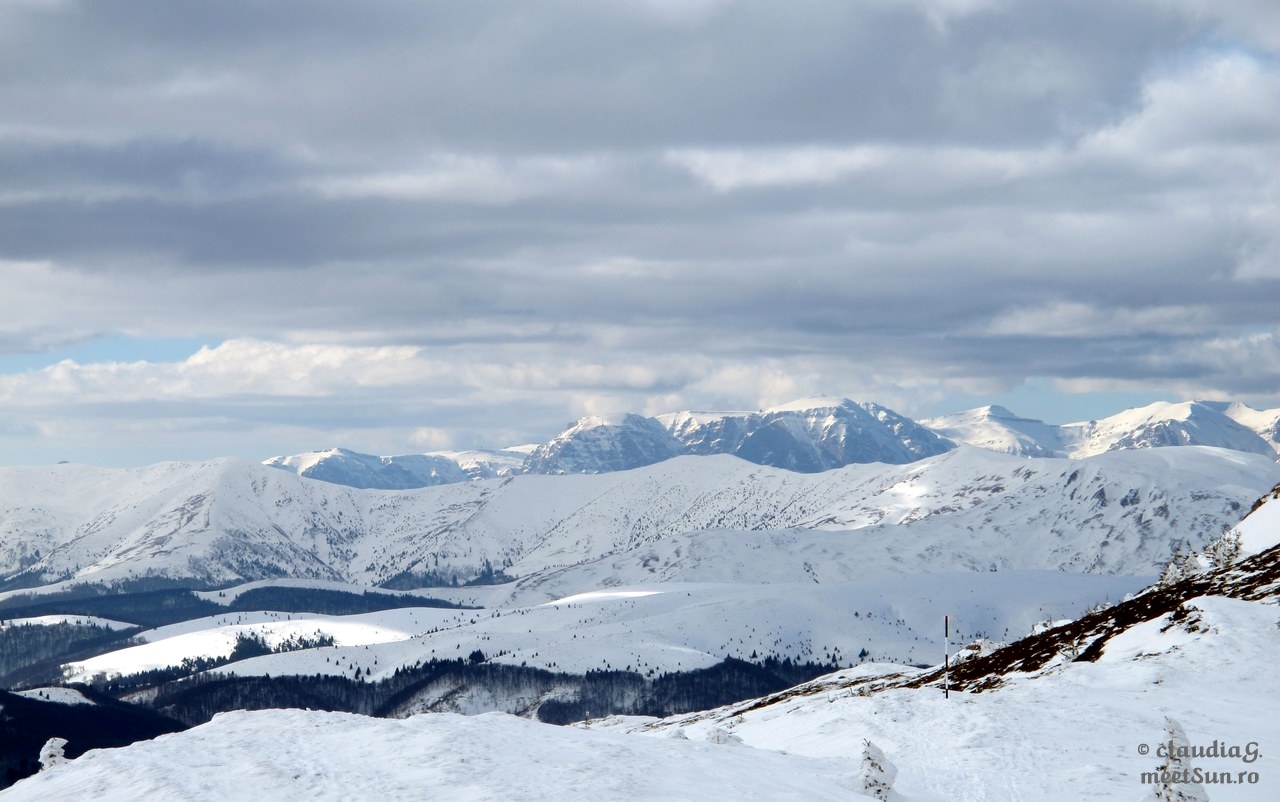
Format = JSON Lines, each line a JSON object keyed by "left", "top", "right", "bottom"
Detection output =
{"left": 264, "top": 397, "right": 1280, "bottom": 490}
{"left": 3, "top": 446, "right": 1276, "bottom": 595}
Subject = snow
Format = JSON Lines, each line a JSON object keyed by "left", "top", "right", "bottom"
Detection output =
{"left": 0, "top": 614, "right": 135, "bottom": 630}
{"left": 0, "top": 709, "right": 862, "bottom": 801}
{"left": 63, "top": 608, "right": 455, "bottom": 684}
{"left": 541, "top": 589, "right": 664, "bottom": 605}
{"left": 190, "top": 578, "right": 446, "bottom": 605}
{"left": 12, "top": 590, "right": 1280, "bottom": 801}
{"left": 1061, "top": 401, "right": 1275, "bottom": 459}
{"left": 4, "top": 405, "right": 1280, "bottom": 800}
{"left": 764, "top": 396, "right": 855, "bottom": 413}
{"left": 71, "top": 572, "right": 1145, "bottom": 687}
{"left": 14, "top": 687, "right": 97, "bottom": 706}
{"left": 618, "top": 595, "right": 1280, "bottom": 801}
{"left": 921, "top": 405, "right": 1064, "bottom": 457}
{"left": 2, "top": 445, "right": 1274, "bottom": 597}
{"left": 926, "top": 400, "right": 1280, "bottom": 461}
{"left": 1236, "top": 483, "right": 1280, "bottom": 557}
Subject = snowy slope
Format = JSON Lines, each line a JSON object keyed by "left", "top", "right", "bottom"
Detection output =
{"left": 1060, "top": 400, "right": 1276, "bottom": 459}
{"left": 920, "top": 405, "right": 1064, "bottom": 457}
{"left": 263, "top": 448, "right": 469, "bottom": 489}
{"left": 0, "top": 708, "right": 862, "bottom": 802}
{"left": 1218, "top": 401, "right": 1280, "bottom": 456}
{"left": 1236, "top": 481, "right": 1280, "bottom": 557}
{"left": 62, "top": 571, "right": 1142, "bottom": 689}
{"left": 662, "top": 397, "right": 955, "bottom": 472}
{"left": 258, "top": 398, "right": 1280, "bottom": 491}
{"left": 2, "top": 447, "right": 1276, "bottom": 592}
{"left": 618, "top": 596, "right": 1279, "bottom": 801}
{"left": 15, "top": 519, "right": 1280, "bottom": 801}
{"left": 926, "top": 400, "right": 1280, "bottom": 461}
{"left": 612, "top": 519, "right": 1280, "bottom": 801}
{"left": 426, "top": 447, "right": 532, "bottom": 480}
{"left": 522, "top": 413, "right": 688, "bottom": 474}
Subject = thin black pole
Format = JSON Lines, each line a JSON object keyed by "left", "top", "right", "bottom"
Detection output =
{"left": 944, "top": 614, "right": 950, "bottom": 699}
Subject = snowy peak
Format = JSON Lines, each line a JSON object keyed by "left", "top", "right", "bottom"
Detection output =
{"left": 1217, "top": 401, "right": 1280, "bottom": 456}
{"left": 921, "top": 405, "right": 1064, "bottom": 457}
{"left": 426, "top": 448, "right": 530, "bottom": 480}
{"left": 259, "top": 397, "right": 1280, "bottom": 491}
{"left": 7, "top": 445, "right": 1275, "bottom": 593}
{"left": 264, "top": 448, "right": 469, "bottom": 489}
{"left": 926, "top": 400, "right": 1280, "bottom": 460}
{"left": 521, "top": 413, "right": 687, "bottom": 475}
{"left": 1062, "top": 400, "right": 1276, "bottom": 459}
{"left": 761, "top": 395, "right": 858, "bottom": 414}
{"left": 661, "top": 398, "right": 954, "bottom": 472}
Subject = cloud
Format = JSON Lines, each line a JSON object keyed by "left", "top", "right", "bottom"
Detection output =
{"left": 0, "top": 1, "right": 1277, "bottom": 463}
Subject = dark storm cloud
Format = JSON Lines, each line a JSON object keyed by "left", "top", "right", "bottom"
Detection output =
{"left": 0, "top": 0, "right": 1277, "bottom": 464}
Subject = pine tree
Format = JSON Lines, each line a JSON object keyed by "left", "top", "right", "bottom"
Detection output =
{"left": 1145, "top": 717, "right": 1209, "bottom": 802}
{"left": 39, "top": 737, "right": 68, "bottom": 771}
{"left": 859, "top": 739, "right": 897, "bottom": 801}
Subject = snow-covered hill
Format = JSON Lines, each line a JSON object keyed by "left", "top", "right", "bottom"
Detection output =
{"left": 61, "top": 571, "right": 1143, "bottom": 688}
{"left": 3, "top": 447, "right": 1275, "bottom": 593}
{"left": 606, "top": 490, "right": 1280, "bottom": 800}
{"left": 12, "top": 491, "right": 1280, "bottom": 802}
{"left": 425, "top": 447, "right": 533, "bottom": 480}
{"left": 928, "top": 400, "right": 1280, "bottom": 460}
{"left": 0, "top": 708, "right": 862, "bottom": 801}
{"left": 262, "top": 448, "right": 469, "bottom": 489}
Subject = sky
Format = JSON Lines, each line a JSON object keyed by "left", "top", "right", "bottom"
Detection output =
{"left": 1, "top": 0, "right": 1278, "bottom": 467}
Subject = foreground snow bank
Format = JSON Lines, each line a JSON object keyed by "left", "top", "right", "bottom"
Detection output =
{"left": 0, "top": 709, "right": 861, "bottom": 801}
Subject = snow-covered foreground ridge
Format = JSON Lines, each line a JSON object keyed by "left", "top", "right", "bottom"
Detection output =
{"left": 7, "top": 486, "right": 1280, "bottom": 802}
{"left": 602, "top": 489, "right": 1280, "bottom": 801}
{"left": 2, "top": 446, "right": 1276, "bottom": 590}
{"left": 0, "top": 709, "right": 863, "bottom": 801}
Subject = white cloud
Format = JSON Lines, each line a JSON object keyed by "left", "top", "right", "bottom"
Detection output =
{"left": 1083, "top": 51, "right": 1280, "bottom": 156}
{"left": 985, "top": 302, "right": 1214, "bottom": 338}
{"left": 665, "top": 146, "right": 887, "bottom": 191}
{"left": 311, "top": 153, "right": 614, "bottom": 204}
{"left": 0, "top": 340, "right": 429, "bottom": 404}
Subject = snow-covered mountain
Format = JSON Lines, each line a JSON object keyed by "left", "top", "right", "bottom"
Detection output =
{"left": 3, "top": 447, "right": 1276, "bottom": 594}
{"left": 1210, "top": 400, "right": 1280, "bottom": 456}
{"left": 521, "top": 414, "right": 687, "bottom": 475}
{"left": 425, "top": 447, "right": 533, "bottom": 480}
{"left": 919, "top": 404, "right": 1065, "bottom": 457}
{"left": 926, "top": 399, "right": 1280, "bottom": 460}
{"left": 260, "top": 398, "right": 1280, "bottom": 492}
{"left": 11, "top": 487, "right": 1280, "bottom": 802}
{"left": 601, "top": 484, "right": 1280, "bottom": 800}
{"left": 658, "top": 397, "right": 955, "bottom": 472}
{"left": 263, "top": 448, "right": 469, "bottom": 489}
{"left": 1060, "top": 400, "right": 1277, "bottom": 458}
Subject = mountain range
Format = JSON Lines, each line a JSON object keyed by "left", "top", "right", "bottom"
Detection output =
{"left": 2, "top": 445, "right": 1276, "bottom": 595}
{"left": 6, "top": 479, "right": 1278, "bottom": 801}
{"left": 266, "top": 398, "right": 1280, "bottom": 490}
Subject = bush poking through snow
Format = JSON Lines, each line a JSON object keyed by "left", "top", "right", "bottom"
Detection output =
{"left": 859, "top": 739, "right": 897, "bottom": 801}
